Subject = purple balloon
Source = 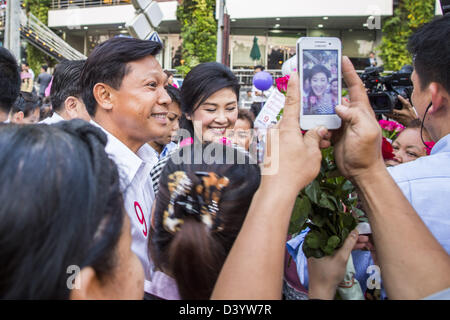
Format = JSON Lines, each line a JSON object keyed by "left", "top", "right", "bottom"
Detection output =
{"left": 253, "top": 71, "right": 273, "bottom": 91}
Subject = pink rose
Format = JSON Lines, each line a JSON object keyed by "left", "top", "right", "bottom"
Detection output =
{"left": 276, "top": 75, "right": 290, "bottom": 94}
{"left": 424, "top": 141, "right": 435, "bottom": 155}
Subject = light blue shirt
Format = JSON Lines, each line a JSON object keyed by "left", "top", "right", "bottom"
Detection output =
{"left": 387, "top": 133, "right": 450, "bottom": 254}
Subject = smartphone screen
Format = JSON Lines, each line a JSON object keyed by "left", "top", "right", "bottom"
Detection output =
{"left": 301, "top": 49, "right": 339, "bottom": 115}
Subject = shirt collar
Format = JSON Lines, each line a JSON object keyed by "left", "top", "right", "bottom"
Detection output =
{"left": 90, "top": 120, "right": 143, "bottom": 188}
{"left": 430, "top": 133, "right": 450, "bottom": 155}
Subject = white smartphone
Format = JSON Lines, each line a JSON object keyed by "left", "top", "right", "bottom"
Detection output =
{"left": 297, "top": 37, "right": 342, "bottom": 130}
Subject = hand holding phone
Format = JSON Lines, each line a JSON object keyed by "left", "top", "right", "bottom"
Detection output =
{"left": 297, "top": 37, "right": 342, "bottom": 130}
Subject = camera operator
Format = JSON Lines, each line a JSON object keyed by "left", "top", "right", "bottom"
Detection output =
{"left": 386, "top": 95, "right": 419, "bottom": 126}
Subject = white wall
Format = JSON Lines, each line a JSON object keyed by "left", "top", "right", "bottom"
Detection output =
{"left": 222, "top": 0, "right": 393, "bottom": 18}
{"left": 48, "top": 1, "right": 178, "bottom": 28}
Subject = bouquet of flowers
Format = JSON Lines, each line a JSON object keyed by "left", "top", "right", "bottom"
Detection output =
{"left": 273, "top": 75, "right": 360, "bottom": 258}
{"left": 289, "top": 147, "right": 360, "bottom": 258}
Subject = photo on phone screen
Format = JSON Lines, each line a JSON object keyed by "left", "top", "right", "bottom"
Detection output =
{"left": 302, "top": 50, "right": 339, "bottom": 115}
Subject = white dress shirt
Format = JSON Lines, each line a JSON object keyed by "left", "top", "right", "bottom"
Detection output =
{"left": 91, "top": 121, "right": 159, "bottom": 294}
{"left": 39, "top": 112, "right": 64, "bottom": 124}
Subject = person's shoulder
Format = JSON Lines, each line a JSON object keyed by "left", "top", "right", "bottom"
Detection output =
{"left": 388, "top": 153, "right": 450, "bottom": 183}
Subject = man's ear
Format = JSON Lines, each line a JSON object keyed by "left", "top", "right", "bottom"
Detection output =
{"left": 70, "top": 266, "right": 107, "bottom": 300}
{"left": 93, "top": 83, "right": 114, "bottom": 112}
{"left": 64, "top": 96, "right": 79, "bottom": 119}
{"left": 428, "top": 82, "right": 449, "bottom": 115}
{"left": 12, "top": 111, "right": 24, "bottom": 124}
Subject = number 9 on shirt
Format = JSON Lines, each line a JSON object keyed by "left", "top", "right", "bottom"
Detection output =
{"left": 297, "top": 37, "right": 342, "bottom": 130}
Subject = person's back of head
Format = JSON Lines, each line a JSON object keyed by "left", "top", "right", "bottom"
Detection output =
{"left": 41, "top": 65, "right": 48, "bottom": 73}
{"left": 10, "top": 92, "right": 40, "bottom": 124}
{"left": 0, "top": 120, "right": 133, "bottom": 299}
{"left": 0, "top": 47, "right": 21, "bottom": 117}
{"left": 51, "top": 60, "right": 85, "bottom": 113}
{"left": 150, "top": 143, "right": 261, "bottom": 299}
{"left": 408, "top": 14, "right": 450, "bottom": 95}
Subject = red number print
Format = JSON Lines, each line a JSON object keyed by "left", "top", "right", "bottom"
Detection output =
{"left": 134, "top": 201, "right": 148, "bottom": 237}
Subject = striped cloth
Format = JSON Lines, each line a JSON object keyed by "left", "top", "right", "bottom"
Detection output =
{"left": 150, "top": 150, "right": 173, "bottom": 195}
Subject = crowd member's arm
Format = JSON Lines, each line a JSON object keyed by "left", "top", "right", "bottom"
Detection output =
{"left": 333, "top": 57, "right": 450, "bottom": 300}
{"left": 385, "top": 95, "right": 418, "bottom": 126}
{"left": 211, "top": 73, "right": 330, "bottom": 299}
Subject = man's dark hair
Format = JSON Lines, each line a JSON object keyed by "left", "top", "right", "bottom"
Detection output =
{"left": 11, "top": 92, "right": 40, "bottom": 117}
{"left": 51, "top": 60, "right": 85, "bottom": 112}
{"left": 254, "top": 65, "right": 265, "bottom": 71}
{"left": 0, "top": 47, "right": 21, "bottom": 114}
{"left": 408, "top": 14, "right": 450, "bottom": 94}
{"left": 41, "top": 65, "right": 48, "bottom": 72}
{"left": 166, "top": 85, "right": 181, "bottom": 107}
{"left": 80, "top": 37, "right": 162, "bottom": 116}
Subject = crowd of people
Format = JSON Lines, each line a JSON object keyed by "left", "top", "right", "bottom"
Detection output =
{"left": 0, "top": 14, "right": 449, "bottom": 300}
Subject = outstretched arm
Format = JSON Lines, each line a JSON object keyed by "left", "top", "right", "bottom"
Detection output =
{"left": 333, "top": 57, "right": 450, "bottom": 299}
{"left": 211, "top": 73, "right": 330, "bottom": 299}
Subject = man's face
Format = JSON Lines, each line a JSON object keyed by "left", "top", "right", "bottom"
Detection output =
{"left": 411, "top": 70, "right": 430, "bottom": 120}
{"left": 108, "top": 55, "right": 171, "bottom": 145}
{"left": 254, "top": 67, "right": 262, "bottom": 74}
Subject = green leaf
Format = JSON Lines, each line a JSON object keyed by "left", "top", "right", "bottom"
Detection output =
{"left": 343, "top": 214, "right": 356, "bottom": 229}
{"left": 288, "top": 197, "right": 311, "bottom": 235}
{"left": 305, "top": 231, "right": 321, "bottom": 249}
{"left": 327, "top": 235, "right": 341, "bottom": 249}
{"left": 305, "top": 180, "right": 320, "bottom": 204}
{"left": 319, "top": 193, "right": 336, "bottom": 211}
{"left": 342, "top": 180, "right": 354, "bottom": 192}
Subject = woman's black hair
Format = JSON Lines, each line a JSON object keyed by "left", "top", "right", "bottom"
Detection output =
{"left": 11, "top": 92, "right": 40, "bottom": 117}
{"left": 166, "top": 85, "right": 181, "bottom": 107}
{"left": 310, "top": 64, "right": 331, "bottom": 80}
{"left": 0, "top": 119, "right": 124, "bottom": 299}
{"left": 149, "top": 143, "right": 261, "bottom": 299}
{"left": 179, "top": 62, "right": 240, "bottom": 138}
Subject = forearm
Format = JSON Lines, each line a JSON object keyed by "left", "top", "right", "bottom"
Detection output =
{"left": 211, "top": 178, "right": 299, "bottom": 299}
{"left": 355, "top": 167, "right": 450, "bottom": 299}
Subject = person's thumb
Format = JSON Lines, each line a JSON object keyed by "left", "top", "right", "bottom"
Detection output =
{"left": 337, "top": 229, "right": 359, "bottom": 262}
{"left": 303, "top": 126, "right": 328, "bottom": 149}
{"left": 335, "top": 104, "right": 353, "bottom": 123}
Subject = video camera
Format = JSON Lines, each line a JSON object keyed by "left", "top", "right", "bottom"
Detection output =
{"left": 360, "top": 65, "right": 413, "bottom": 114}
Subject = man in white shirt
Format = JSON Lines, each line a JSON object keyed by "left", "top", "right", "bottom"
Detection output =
{"left": 40, "top": 60, "right": 90, "bottom": 124}
{"left": 80, "top": 37, "right": 171, "bottom": 299}
{"left": 0, "top": 47, "right": 21, "bottom": 123}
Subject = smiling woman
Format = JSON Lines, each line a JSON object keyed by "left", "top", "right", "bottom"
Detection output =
{"left": 179, "top": 62, "right": 240, "bottom": 143}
